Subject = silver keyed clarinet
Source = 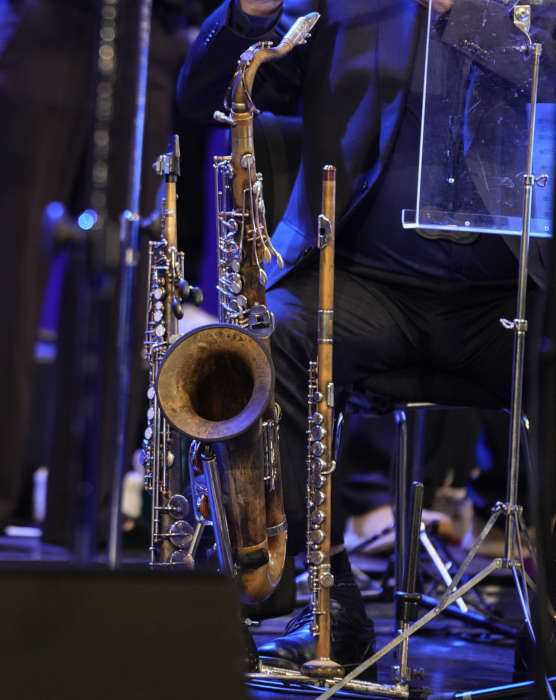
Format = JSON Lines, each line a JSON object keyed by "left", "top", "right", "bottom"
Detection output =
{"left": 143, "top": 135, "right": 202, "bottom": 566}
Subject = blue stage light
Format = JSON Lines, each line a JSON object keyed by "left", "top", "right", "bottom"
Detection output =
{"left": 45, "top": 201, "right": 65, "bottom": 223}
{"left": 78, "top": 209, "right": 98, "bottom": 230}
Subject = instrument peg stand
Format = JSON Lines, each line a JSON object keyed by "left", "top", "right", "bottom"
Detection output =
{"left": 394, "top": 481, "right": 425, "bottom": 685}
{"left": 201, "top": 444, "right": 235, "bottom": 576}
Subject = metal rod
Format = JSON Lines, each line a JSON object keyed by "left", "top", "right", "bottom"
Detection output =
{"left": 503, "top": 41, "right": 542, "bottom": 561}
{"left": 108, "top": 0, "right": 153, "bottom": 569}
{"left": 420, "top": 527, "right": 468, "bottom": 613}
{"left": 202, "top": 447, "right": 235, "bottom": 575}
{"left": 405, "top": 481, "right": 424, "bottom": 594}
{"left": 426, "top": 676, "right": 556, "bottom": 700}
{"left": 394, "top": 409, "right": 408, "bottom": 593}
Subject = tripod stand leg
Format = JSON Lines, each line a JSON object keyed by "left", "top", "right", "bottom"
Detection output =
{"left": 437, "top": 508, "right": 503, "bottom": 608}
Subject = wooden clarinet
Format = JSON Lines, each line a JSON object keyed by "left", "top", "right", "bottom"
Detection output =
{"left": 302, "top": 166, "right": 343, "bottom": 680}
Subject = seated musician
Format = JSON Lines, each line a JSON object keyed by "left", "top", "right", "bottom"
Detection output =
{"left": 177, "top": 0, "right": 555, "bottom": 676}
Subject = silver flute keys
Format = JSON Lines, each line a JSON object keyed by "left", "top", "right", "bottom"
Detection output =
{"left": 306, "top": 362, "right": 335, "bottom": 636}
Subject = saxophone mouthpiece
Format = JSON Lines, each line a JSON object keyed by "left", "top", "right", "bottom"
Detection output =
{"left": 281, "top": 12, "right": 320, "bottom": 48}
{"left": 173, "top": 133, "right": 180, "bottom": 160}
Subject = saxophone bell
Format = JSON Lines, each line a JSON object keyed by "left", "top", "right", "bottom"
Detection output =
{"left": 156, "top": 324, "right": 273, "bottom": 443}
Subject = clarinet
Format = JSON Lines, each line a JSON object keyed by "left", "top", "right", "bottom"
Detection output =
{"left": 302, "top": 166, "right": 344, "bottom": 679}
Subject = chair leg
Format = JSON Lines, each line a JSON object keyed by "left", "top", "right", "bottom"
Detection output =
{"left": 393, "top": 408, "right": 408, "bottom": 594}
{"left": 410, "top": 408, "right": 427, "bottom": 484}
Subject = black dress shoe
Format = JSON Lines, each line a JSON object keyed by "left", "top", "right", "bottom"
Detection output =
{"left": 258, "top": 599, "right": 376, "bottom": 680}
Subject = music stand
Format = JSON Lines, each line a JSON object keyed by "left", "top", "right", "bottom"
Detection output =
{"left": 315, "top": 1, "right": 556, "bottom": 697}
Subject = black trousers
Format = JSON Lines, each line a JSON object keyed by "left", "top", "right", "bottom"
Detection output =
{"left": 268, "top": 256, "right": 542, "bottom": 554}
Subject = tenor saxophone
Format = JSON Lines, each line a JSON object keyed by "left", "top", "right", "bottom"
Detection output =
{"left": 156, "top": 12, "right": 320, "bottom": 601}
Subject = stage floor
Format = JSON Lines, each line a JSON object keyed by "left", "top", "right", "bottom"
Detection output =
{"left": 0, "top": 530, "right": 540, "bottom": 700}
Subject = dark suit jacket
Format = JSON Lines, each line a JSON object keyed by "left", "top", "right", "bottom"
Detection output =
{"left": 177, "top": 0, "right": 554, "bottom": 289}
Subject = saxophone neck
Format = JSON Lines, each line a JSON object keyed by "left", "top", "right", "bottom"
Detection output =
{"left": 154, "top": 135, "right": 181, "bottom": 249}
{"left": 216, "top": 11, "right": 320, "bottom": 117}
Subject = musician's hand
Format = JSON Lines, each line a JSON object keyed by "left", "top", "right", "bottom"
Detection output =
{"left": 239, "top": 0, "right": 283, "bottom": 16}
{"left": 413, "top": 0, "right": 454, "bottom": 14}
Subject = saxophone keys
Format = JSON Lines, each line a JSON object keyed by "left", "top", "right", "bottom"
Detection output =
{"left": 171, "top": 298, "right": 184, "bottom": 319}
{"left": 168, "top": 520, "right": 194, "bottom": 549}
{"left": 225, "top": 272, "right": 242, "bottom": 294}
{"left": 234, "top": 294, "right": 248, "bottom": 310}
{"left": 177, "top": 278, "right": 191, "bottom": 300}
{"left": 247, "top": 305, "right": 274, "bottom": 334}
{"left": 240, "top": 152, "right": 254, "bottom": 169}
{"left": 169, "top": 550, "right": 195, "bottom": 568}
{"left": 167, "top": 494, "right": 189, "bottom": 520}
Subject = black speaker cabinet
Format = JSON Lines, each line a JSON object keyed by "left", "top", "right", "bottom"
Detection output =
{"left": 0, "top": 565, "right": 247, "bottom": 700}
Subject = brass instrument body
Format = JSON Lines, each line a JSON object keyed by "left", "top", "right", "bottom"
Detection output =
{"left": 303, "top": 166, "right": 343, "bottom": 679}
{"left": 211, "top": 108, "right": 286, "bottom": 599}
{"left": 155, "top": 14, "right": 320, "bottom": 601}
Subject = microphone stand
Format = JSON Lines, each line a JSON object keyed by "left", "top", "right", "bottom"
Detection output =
{"left": 108, "top": 0, "right": 153, "bottom": 569}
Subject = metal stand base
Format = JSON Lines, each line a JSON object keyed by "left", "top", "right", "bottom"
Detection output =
{"left": 314, "top": 504, "right": 540, "bottom": 700}
{"left": 426, "top": 677, "right": 556, "bottom": 700}
{"left": 247, "top": 665, "right": 422, "bottom": 699}
{"left": 247, "top": 670, "right": 556, "bottom": 699}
